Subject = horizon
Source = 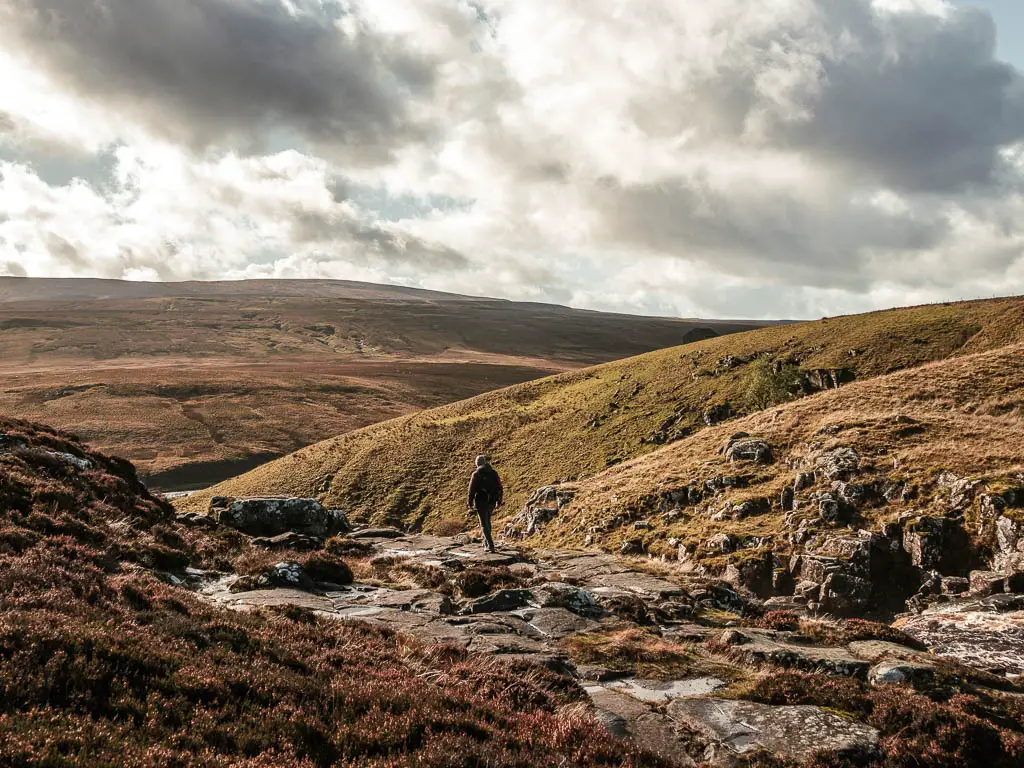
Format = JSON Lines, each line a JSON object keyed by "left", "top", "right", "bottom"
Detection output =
{"left": 2, "top": 1, "right": 1023, "bottom": 321}
{"left": 1, "top": 272, "right": 1016, "bottom": 323}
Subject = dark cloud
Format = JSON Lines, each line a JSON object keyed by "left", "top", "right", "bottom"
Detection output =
{"left": 620, "top": 3, "right": 1024, "bottom": 194}
{"left": 781, "top": 5, "right": 1024, "bottom": 192}
{"left": 290, "top": 208, "right": 469, "bottom": 271}
{"left": 3, "top": 0, "right": 437, "bottom": 161}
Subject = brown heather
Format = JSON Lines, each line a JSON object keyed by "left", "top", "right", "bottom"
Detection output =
{"left": 0, "top": 417, "right": 670, "bottom": 767}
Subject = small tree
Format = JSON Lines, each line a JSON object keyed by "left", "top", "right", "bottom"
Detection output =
{"left": 743, "top": 358, "right": 802, "bottom": 411}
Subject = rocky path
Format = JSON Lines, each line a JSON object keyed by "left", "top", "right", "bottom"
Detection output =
{"left": 190, "top": 525, "right": 1024, "bottom": 766}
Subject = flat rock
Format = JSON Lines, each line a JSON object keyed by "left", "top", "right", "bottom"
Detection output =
{"left": 604, "top": 677, "right": 727, "bottom": 703}
{"left": 519, "top": 607, "right": 604, "bottom": 639}
{"left": 216, "top": 589, "right": 335, "bottom": 613}
{"left": 848, "top": 639, "right": 928, "bottom": 662}
{"left": 668, "top": 698, "right": 879, "bottom": 760}
{"left": 728, "top": 631, "right": 870, "bottom": 678}
{"left": 360, "top": 588, "right": 456, "bottom": 615}
{"left": 897, "top": 598, "right": 1024, "bottom": 675}
{"left": 586, "top": 686, "right": 698, "bottom": 765}
{"left": 461, "top": 589, "right": 533, "bottom": 615}
{"left": 588, "top": 572, "right": 688, "bottom": 599}
{"left": 348, "top": 527, "right": 406, "bottom": 540}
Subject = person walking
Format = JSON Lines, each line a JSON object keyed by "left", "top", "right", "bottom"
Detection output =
{"left": 467, "top": 455, "right": 503, "bottom": 552}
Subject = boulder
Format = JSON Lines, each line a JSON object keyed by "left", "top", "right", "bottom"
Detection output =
{"left": 230, "top": 561, "right": 317, "bottom": 593}
{"left": 794, "top": 472, "right": 816, "bottom": 492}
{"left": 175, "top": 512, "right": 219, "bottom": 530}
{"left": 530, "top": 582, "right": 602, "bottom": 618}
{"left": 815, "top": 447, "right": 860, "bottom": 481}
{"left": 868, "top": 660, "right": 936, "bottom": 687}
{"left": 726, "top": 439, "right": 773, "bottom": 465}
{"left": 941, "top": 576, "right": 970, "bottom": 595}
{"left": 730, "top": 498, "right": 771, "bottom": 520}
{"left": 780, "top": 486, "right": 795, "bottom": 512}
{"left": 669, "top": 698, "right": 879, "bottom": 761}
{"left": 902, "top": 516, "right": 969, "bottom": 572}
{"left": 970, "top": 570, "right": 1006, "bottom": 596}
{"left": 723, "top": 553, "right": 775, "bottom": 598}
{"left": 817, "top": 495, "right": 842, "bottom": 523}
{"left": 620, "top": 539, "right": 645, "bottom": 556}
{"left": 703, "top": 404, "right": 733, "bottom": 426}
{"left": 216, "top": 497, "right": 348, "bottom": 539}
{"left": 705, "top": 533, "right": 740, "bottom": 554}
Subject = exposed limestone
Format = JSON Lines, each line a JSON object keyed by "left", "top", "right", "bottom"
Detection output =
{"left": 502, "top": 485, "right": 577, "bottom": 539}
{"left": 725, "top": 438, "right": 773, "bottom": 465}
{"left": 897, "top": 595, "right": 1024, "bottom": 675}
{"left": 192, "top": 531, "right": 1020, "bottom": 765}
{"left": 868, "top": 660, "right": 936, "bottom": 686}
{"left": 815, "top": 447, "right": 860, "bottom": 481}
{"left": 669, "top": 698, "right": 879, "bottom": 761}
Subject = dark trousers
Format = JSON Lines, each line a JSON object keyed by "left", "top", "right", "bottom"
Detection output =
{"left": 474, "top": 504, "right": 496, "bottom": 550}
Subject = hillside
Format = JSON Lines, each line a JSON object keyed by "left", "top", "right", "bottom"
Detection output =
{"left": 0, "top": 277, "right": 763, "bottom": 489}
{"left": 521, "top": 341, "right": 1024, "bottom": 560}
{"left": 0, "top": 417, "right": 663, "bottom": 767}
{"left": 182, "top": 296, "right": 1024, "bottom": 531}
{"left": 8, "top": 422, "right": 1024, "bottom": 766}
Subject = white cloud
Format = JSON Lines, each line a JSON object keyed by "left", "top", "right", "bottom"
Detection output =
{"left": 0, "top": 0, "right": 1022, "bottom": 318}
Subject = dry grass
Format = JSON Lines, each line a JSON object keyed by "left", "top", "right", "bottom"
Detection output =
{"left": 182, "top": 296, "right": 1024, "bottom": 533}
{"left": 529, "top": 341, "right": 1024, "bottom": 555}
{"left": 1, "top": 280, "right": 744, "bottom": 490}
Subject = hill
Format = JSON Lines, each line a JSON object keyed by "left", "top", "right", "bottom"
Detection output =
{"left": 0, "top": 277, "right": 764, "bottom": 489}
{"left": 0, "top": 416, "right": 663, "bottom": 767}
{"left": 181, "top": 296, "right": 1024, "bottom": 531}
{"left": 518, "top": 340, "right": 1024, "bottom": 566}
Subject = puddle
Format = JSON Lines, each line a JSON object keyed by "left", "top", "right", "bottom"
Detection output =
{"left": 604, "top": 677, "right": 727, "bottom": 703}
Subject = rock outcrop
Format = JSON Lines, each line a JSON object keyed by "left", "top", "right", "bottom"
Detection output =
{"left": 211, "top": 497, "right": 351, "bottom": 539}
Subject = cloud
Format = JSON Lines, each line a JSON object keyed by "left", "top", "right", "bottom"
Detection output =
{"left": 0, "top": 0, "right": 1022, "bottom": 319}
{"left": 0, "top": 0, "right": 439, "bottom": 162}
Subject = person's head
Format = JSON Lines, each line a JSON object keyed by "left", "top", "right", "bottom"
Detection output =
{"left": 475, "top": 455, "right": 490, "bottom": 469}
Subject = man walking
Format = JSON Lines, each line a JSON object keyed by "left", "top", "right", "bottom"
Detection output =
{"left": 467, "top": 455, "right": 503, "bottom": 552}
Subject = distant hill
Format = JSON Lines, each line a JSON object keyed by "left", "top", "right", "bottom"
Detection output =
{"left": 180, "top": 296, "right": 1024, "bottom": 532}
{"left": 0, "top": 277, "right": 767, "bottom": 488}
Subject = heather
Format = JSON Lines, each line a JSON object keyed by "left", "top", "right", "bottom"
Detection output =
{"left": 0, "top": 418, "right": 667, "bottom": 767}
{"left": 738, "top": 672, "right": 1024, "bottom": 768}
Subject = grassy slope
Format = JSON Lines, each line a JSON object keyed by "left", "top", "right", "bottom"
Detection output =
{"left": 532, "top": 341, "right": 1024, "bottom": 557}
{"left": 183, "top": 296, "right": 1024, "bottom": 530}
{"left": 0, "top": 417, "right": 664, "bottom": 767}
{"left": 0, "top": 281, "right": 764, "bottom": 487}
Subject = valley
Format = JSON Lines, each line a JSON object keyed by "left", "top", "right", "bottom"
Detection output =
{"left": 0, "top": 277, "right": 764, "bottom": 489}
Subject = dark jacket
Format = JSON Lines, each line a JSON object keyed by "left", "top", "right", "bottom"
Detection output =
{"left": 468, "top": 465, "right": 503, "bottom": 510}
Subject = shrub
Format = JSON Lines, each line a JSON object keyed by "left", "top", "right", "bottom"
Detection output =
{"left": 752, "top": 611, "right": 801, "bottom": 632}
{"left": 740, "top": 672, "right": 1024, "bottom": 768}
{"left": 743, "top": 359, "right": 802, "bottom": 411}
{"left": 302, "top": 553, "right": 353, "bottom": 585}
{"left": 453, "top": 566, "right": 521, "bottom": 598}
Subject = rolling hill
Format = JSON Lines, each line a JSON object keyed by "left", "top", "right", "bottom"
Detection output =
{"left": 0, "top": 277, "right": 765, "bottom": 489}
{"left": 181, "top": 295, "right": 1024, "bottom": 532}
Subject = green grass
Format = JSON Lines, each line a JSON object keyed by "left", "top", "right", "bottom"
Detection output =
{"left": 181, "top": 296, "right": 1024, "bottom": 532}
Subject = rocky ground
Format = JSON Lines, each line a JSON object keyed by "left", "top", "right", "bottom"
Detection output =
{"left": 183, "top": 496, "right": 1024, "bottom": 767}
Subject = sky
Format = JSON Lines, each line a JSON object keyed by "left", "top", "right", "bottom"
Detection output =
{"left": 0, "top": 0, "right": 1023, "bottom": 320}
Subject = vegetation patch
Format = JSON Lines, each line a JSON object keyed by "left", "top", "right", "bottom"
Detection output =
{"left": 737, "top": 672, "right": 1024, "bottom": 768}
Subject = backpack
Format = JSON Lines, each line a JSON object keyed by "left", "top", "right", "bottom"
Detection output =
{"left": 475, "top": 467, "right": 502, "bottom": 506}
